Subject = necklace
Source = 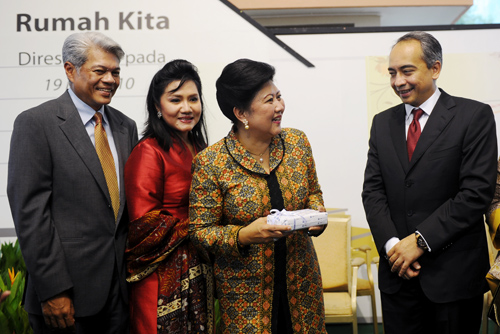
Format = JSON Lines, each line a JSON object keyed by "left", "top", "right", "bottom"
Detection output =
{"left": 248, "top": 146, "right": 269, "bottom": 164}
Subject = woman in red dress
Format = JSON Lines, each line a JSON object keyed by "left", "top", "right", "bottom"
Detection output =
{"left": 124, "top": 59, "right": 212, "bottom": 333}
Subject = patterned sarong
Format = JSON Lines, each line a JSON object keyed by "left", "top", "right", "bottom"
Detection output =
{"left": 126, "top": 210, "right": 213, "bottom": 333}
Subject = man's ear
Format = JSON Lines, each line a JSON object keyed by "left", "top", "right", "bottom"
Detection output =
{"left": 64, "top": 62, "right": 76, "bottom": 83}
{"left": 431, "top": 60, "right": 441, "bottom": 80}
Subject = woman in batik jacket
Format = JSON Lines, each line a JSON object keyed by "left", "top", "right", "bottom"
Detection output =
{"left": 189, "top": 59, "right": 327, "bottom": 334}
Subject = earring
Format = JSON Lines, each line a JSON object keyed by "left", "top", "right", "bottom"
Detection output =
{"left": 243, "top": 119, "right": 249, "bottom": 130}
{"left": 157, "top": 110, "right": 162, "bottom": 119}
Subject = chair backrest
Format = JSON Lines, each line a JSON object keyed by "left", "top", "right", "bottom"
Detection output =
{"left": 313, "top": 215, "right": 352, "bottom": 293}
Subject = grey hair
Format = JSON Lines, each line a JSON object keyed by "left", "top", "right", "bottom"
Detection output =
{"left": 62, "top": 32, "right": 125, "bottom": 70}
{"left": 394, "top": 31, "right": 442, "bottom": 69}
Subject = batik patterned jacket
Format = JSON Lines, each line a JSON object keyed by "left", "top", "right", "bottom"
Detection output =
{"left": 487, "top": 158, "right": 500, "bottom": 249}
{"left": 189, "top": 128, "right": 326, "bottom": 333}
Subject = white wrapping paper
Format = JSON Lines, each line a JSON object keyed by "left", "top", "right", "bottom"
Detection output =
{"left": 267, "top": 209, "right": 328, "bottom": 230}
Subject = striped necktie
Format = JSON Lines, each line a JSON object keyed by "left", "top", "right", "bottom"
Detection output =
{"left": 94, "top": 112, "right": 120, "bottom": 221}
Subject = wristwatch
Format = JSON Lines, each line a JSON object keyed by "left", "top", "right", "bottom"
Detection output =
{"left": 415, "top": 232, "right": 429, "bottom": 251}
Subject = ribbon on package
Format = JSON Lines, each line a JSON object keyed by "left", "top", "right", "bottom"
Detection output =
{"left": 267, "top": 209, "right": 328, "bottom": 230}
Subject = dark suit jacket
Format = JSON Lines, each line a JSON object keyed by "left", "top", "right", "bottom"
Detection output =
{"left": 362, "top": 89, "right": 497, "bottom": 303}
{"left": 7, "top": 91, "right": 138, "bottom": 316}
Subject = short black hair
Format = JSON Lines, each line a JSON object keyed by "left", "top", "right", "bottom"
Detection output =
{"left": 216, "top": 59, "right": 275, "bottom": 123}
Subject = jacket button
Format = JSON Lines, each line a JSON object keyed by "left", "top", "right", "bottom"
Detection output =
{"left": 405, "top": 181, "right": 412, "bottom": 187}
{"left": 407, "top": 210, "right": 413, "bottom": 217}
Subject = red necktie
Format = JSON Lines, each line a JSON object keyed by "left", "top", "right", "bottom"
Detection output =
{"left": 407, "top": 108, "right": 424, "bottom": 161}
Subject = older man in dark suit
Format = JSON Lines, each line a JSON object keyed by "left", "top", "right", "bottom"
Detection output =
{"left": 7, "top": 32, "right": 138, "bottom": 333}
{"left": 362, "top": 31, "right": 497, "bottom": 333}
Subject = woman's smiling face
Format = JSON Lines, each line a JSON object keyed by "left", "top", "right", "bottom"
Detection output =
{"left": 158, "top": 80, "right": 201, "bottom": 138}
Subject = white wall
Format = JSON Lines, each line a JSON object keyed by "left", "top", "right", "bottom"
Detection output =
{"left": 3, "top": 2, "right": 499, "bottom": 233}
{"left": 277, "top": 29, "right": 500, "bottom": 229}
{"left": 2, "top": 0, "right": 499, "bottom": 324}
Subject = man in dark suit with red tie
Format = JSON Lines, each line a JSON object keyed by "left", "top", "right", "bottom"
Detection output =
{"left": 362, "top": 31, "right": 497, "bottom": 333}
{"left": 7, "top": 32, "right": 138, "bottom": 333}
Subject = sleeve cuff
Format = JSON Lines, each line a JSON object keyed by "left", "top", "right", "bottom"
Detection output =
{"left": 384, "top": 237, "right": 400, "bottom": 256}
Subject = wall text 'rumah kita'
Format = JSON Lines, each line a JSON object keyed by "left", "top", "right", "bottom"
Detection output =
{"left": 17, "top": 12, "right": 169, "bottom": 32}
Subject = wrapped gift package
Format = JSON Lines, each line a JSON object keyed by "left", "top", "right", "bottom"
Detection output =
{"left": 267, "top": 209, "right": 328, "bottom": 230}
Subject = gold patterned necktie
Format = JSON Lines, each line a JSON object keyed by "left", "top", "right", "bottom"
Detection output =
{"left": 94, "top": 112, "right": 120, "bottom": 221}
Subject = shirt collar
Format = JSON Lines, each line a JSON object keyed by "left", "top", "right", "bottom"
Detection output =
{"left": 67, "top": 88, "right": 108, "bottom": 126}
{"left": 405, "top": 87, "right": 441, "bottom": 118}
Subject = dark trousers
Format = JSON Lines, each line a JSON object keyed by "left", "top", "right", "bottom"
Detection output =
{"left": 271, "top": 237, "right": 293, "bottom": 334}
{"left": 29, "top": 271, "right": 128, "bottom": 334}
{"left": 381, "top": 278, "right": 483, "bottom": 334}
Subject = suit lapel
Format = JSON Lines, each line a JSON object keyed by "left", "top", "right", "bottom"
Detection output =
{"left": 56, "top": 92, "right": 111, "bottom": 204}
{"left": 408, "top": 90, "right": 456, "bottom": 170}
{"left": 389, "top": 105, "right": 410, "bottom": 174}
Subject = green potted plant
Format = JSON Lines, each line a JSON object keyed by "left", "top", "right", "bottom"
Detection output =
{"left": 0, "top": 240, "right": 32, "bottom": 334}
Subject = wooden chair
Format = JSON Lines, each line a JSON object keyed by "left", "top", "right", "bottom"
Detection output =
{"left": 352, "top": 245, "right": 379, "bottom": 334}
{"left": 313, "top": 215, "right": 363, "bottom": 334}
{"left": 326, "top": 208, "right": 380, "bottom": 332}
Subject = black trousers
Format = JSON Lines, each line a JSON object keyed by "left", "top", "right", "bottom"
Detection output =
{"left": 381, "top": 278, "right": 483, "bottom": 334}
{"left": 271, "top": 238, "right": 293, "bottom": 334}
